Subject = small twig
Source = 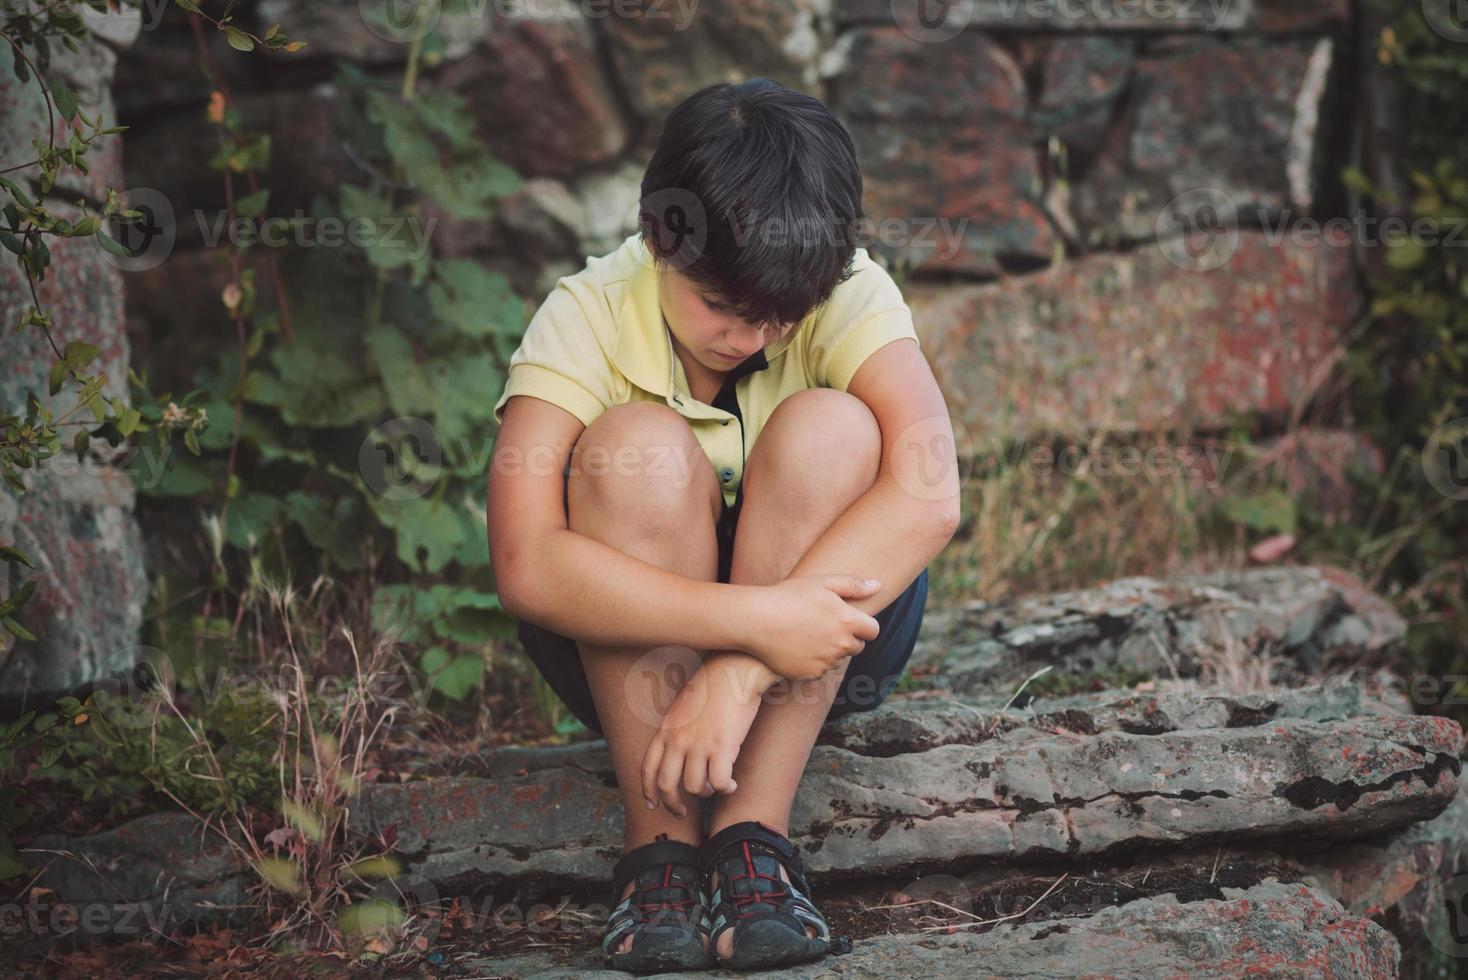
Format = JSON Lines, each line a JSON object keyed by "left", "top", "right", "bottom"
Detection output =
{"left": 985, "top": 664, "right": 1054, "bottom": 736}
{"left": 917, "top": 873, "right": 1070, "bottom": 934}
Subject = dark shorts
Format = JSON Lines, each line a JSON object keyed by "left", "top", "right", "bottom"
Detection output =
{"left": 513, "top": 467, "right": 929, "bottom": 737}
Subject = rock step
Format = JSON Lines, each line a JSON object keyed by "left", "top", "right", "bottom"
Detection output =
{"left": 425, "top": 679, "right": 1393, "bottom": 779}
{"left": 352, "top": 692, "right": 1462, "bottom": 890}
{"left": 25, "top": 781, "right": 1468, "bottom": 967}
{"left": 472, "top": 881, "right": 1398, "bottom": 979}
{"left": 911, "top": 565, "right": 1406, "bottom": 698}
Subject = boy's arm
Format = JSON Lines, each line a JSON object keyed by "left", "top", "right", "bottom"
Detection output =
{"left": 489, "top": 394, "right": 755, "bottom": 653}
{"left": 700, "top": 338, "right": 961, "bottom": 691}
{"left": 638, "top": 338, "right": 961, "bottom": 814}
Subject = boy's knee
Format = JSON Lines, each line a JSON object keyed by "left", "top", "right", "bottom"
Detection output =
{"left": 750, "top": 389, "right": 881, "bottom": 496}
{"left": 568, "top": 402, "right": 721, "bottom": 528}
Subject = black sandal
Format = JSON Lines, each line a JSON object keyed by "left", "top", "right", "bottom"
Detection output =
{"left": 701, "top": 821, "right": 831, "bottom": 970}
{"left": 601, "top": 833, "right": 714, "bottom": 974}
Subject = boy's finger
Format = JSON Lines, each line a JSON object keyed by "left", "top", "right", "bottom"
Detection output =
{"left": 640, "top": 739, "right": 665, "bottom": 809}
{"left": 657, "top": 749, "right": 687, "bottom": 817}
{"left": 708, "top": 753, "right": 737, "bottom": 795}
{"left": 683, "top": 753, "right": 711, "bottom": 798}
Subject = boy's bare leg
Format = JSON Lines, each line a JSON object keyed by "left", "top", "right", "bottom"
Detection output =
{"left": 564, "top": 404, "right": 724, "bottom": 952}
{"left": 705, "top": 388, "right": 884, "bottom": 953}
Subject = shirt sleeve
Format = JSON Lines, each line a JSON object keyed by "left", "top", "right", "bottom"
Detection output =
{"left": 492, "top": 283, "right": 617, "bottom": 428}
{"left": 804, "top": 255, "right": 921, "bottom": 392}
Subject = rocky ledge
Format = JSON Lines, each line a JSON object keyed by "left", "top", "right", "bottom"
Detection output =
{"left": 476, "top": 881, "right": 1400, "bottom": 979}
{"left": 352, "top": 684, "right": 1461, "bottom": 888}
{"left": 20, "top": 566, "right": 1468, "bottom": 978}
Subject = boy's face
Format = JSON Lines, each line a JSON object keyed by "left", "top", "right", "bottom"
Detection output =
{"left": 656, "top": 260, "right": 791, "bottom": 374}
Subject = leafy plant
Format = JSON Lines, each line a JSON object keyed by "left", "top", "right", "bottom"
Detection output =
{"left": 142, "top": 32, "right": 528, "bottom": 702}
{"left": 1330, "top": 0, "right": 1468, "bottom": 716}
{"left": 0, "top": 0, "right": 302, "bottom": 650}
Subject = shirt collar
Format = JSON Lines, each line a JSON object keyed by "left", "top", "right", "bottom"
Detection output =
{"left": 613, "top": 238, "right": 798, "bottom": 399}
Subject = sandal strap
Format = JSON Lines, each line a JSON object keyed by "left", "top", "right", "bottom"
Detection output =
{"left": 610, "top": 835, "right": 703, "bottom": 907}
{"left": 700, "top": 821, "right": 828, "bottom": 945}
{"left": 701, "top": 821, "right": 812, "bottom": 893}
{"left": 602, "top": 834, "right": 710, "bottom": 958}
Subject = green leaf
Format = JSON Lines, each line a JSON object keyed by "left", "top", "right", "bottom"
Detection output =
{"left": 338, "top": 184, "right": 390, "bottom": 222}
{"left": 434, "top": 589, "right": 515, "bottom": 645}
{"left": 364, "top": 324, "right": 433, "bottom": 416}
{"left": 0, "top": 580, "right": 38, "bottom": 619}
{"left": 136, "top": 451, "right": 214, "bottom": 497}
{"left": 2, "top": 617, "right": 36, "bottom": 642}
{"left": 420, "top": 646, "right": 484, "bottom": 700}
{"left": 96, "top": 231, "right": 132, "bottom": 257}
{"left": 366, "top": 494, "right": 463, "bottom": 574}
{"left": 0, "top": 851, "right": 26, "bottom": 881}
{"left": 1217, "top": 489, "right": 1297, "bottom": 535}
{"left": 283, "top": 492, "right": 362, "bottom": 571}
{"left": 225, "top": 27, "right": 255, "bottom": 52}
{"left": 428, "top": 261, "right": 524, "bottom": 339}
{"left": 222, "top": 492, "right": 283, "bottom": 550}
{"left": 0, "top": 547, "right": 34, "bottom": 568}
{"left": 0, "top": 176, "right": 34, "bottom": 208}
{"left": 51, "top": 84, "right": 79, "bottom": 122}
{"left": 555, "top": 712, "right": 587, "bottom": 736}
{"left": 1385, "top": 238, "right": 1426, "bottom": 271}
{"left": 236, "top": 188, "right": 270, "bottom": 218}
{"left": 63, "top": 340, "right": 100, "bottom": 370}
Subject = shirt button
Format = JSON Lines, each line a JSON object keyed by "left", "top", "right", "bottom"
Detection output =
{"left": 719, "top": 467, "right": 735, "bottom": 482}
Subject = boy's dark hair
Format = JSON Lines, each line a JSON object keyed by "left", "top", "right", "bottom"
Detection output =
{"left": 638, "top": 77, "right": 863, "bottom": 331}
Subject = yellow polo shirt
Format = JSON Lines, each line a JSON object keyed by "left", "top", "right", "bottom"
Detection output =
{"left": 491, "top": 232, "right": 920, "bottom": 509}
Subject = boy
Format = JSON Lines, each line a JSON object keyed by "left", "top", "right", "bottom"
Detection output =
{"left": 486, "top": 78, "right": 960, "bottom": 973}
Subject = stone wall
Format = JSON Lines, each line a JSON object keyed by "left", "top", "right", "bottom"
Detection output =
{"left": 0, "top": 9, "right": 147, "bottom": 705}
{"left": 2, "top": 0, "right": 1372, "bottom": 699}
{"left": 120, "top": 0, "right": 1368, "bottom": 437}
{"left": 116, "top": 0, "right": 1366, "bottom": 439}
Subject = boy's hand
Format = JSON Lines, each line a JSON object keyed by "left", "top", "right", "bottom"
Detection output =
{"left": 736, "top": 575, "right": 883, "bottom": 681}
{"left": 640, "top": 653, "right": 776, "bottom": 817}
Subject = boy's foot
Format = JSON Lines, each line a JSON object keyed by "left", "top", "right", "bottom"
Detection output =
{"left": 601, "top": 834, "right": 713, "bottom": 974}
{"left": 701, "top": 821, "right": 831, "bottom": 970}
